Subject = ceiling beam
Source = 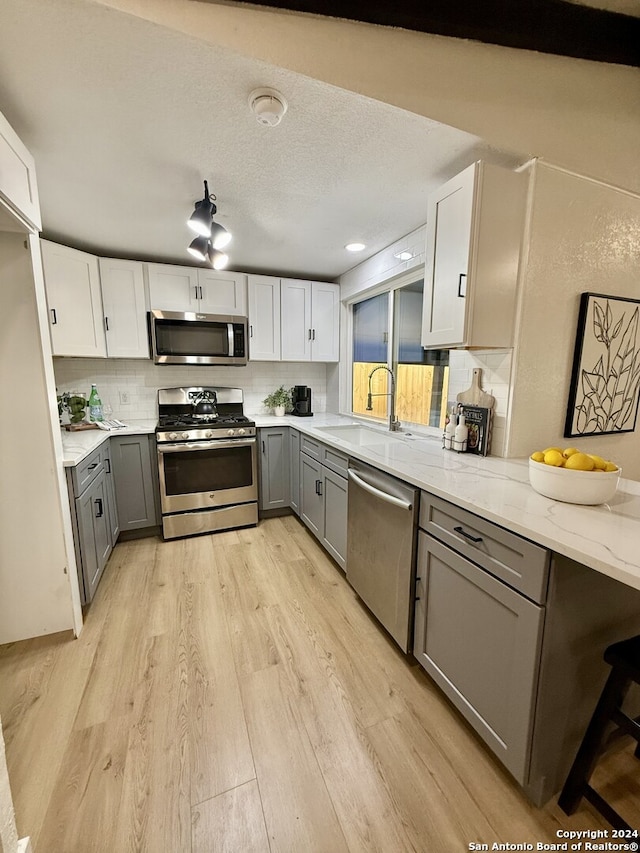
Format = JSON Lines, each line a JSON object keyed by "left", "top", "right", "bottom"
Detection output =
{"left": 225, "top": 0, "right": 640, "bottom": 66}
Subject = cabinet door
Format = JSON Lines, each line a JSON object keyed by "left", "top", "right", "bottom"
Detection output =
{"left": 413, "top": 532, "right": 544, "bottom": 784}
{"left": 322, "top": 467, "right": 347, "bottom": 569}
{"left": 0, "top": 111, "right": 41, "bottom": 230}
{"left": 110, "top": 435, "right": 159, "bottom": 531}
{"left": 422, "top": 163, "right": 475, "bottom": 348}
{"left": 147, "top": 263, "right": 198, "bottom": 312}
{"left": 289, "top": 429, "right": 300, "bottom": 516}
{"left": 197, "top": 269, "right": 247, "bottom": 316}
{"left": 102, "top": 444, "right": 120, "bottom": 546}
{"left": 99, "top": 257, "right": 149, "bottom": 358}
{"left": 281, "top": 278, "right": 312, "bottom": 361}
{"left": 300, "top": 452, "right": 323, "bottom": 538}
{"left": 259, "top": 428, "right": 290, "bottom": 511}
{"left": 75, "top": 472, "right": 111, "bottom": 603}
{"left": 311, "top": 282, "right": 340, "bottom": 362}
{"left": 42, "top": 240, "right": 106, "bottom": 357}
{"left": 247, "top": 275, "right": 281, "bottom": 360}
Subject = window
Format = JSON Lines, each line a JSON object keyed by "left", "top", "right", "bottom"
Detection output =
{"left": 351, "top": 276, "right": 449, "bottom": 430}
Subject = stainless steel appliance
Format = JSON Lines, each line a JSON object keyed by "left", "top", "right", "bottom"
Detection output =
{"left": 291, "top": 384, "right": 313, "bottom": 416}
{"left": 150, "top": 310, "right": 248, "bottom": 366}
{"left": 156, "top": 386, "right": 258, "bottom": 539}
{"left": 346, "top": 461, "right": 419, "bottom": 651}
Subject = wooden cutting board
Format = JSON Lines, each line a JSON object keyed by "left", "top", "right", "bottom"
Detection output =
{"left": 456, "top": 368, "right": 495, "bottom": 410}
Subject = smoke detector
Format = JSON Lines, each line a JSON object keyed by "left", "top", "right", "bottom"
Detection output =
{"left": 249, "top": 87, "right": 288, "bottom": 127}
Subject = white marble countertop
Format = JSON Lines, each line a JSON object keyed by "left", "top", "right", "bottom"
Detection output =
{"left": 60, "top": 413, "right": 640, "bottom": 592}
{"left": 256, "top": 413, "right": 640, "bottom": 593}
{"left": 60, "top": 420, "right": 156, "bottom": 466}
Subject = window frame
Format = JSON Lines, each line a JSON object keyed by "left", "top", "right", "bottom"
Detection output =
{"left": 343, "top": 269, "right": 446, "bottom": 437}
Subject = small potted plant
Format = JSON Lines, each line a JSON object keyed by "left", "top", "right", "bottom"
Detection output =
{"left": 263, "top": 385, "right": 292, "bottom": 417}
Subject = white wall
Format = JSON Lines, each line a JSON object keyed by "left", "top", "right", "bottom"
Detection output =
{"left": 53, "top": 358, "right": 328, "bottom": 419}
{"left": 0, "top": 233, "right": 76, "bottom": 644}
{"left": 508, "top": 161, "right": 640, "bottom": 478}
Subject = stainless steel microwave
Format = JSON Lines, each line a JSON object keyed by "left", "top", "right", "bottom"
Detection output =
{"left": 149, "top": 310, "right": 248, "bottom": 366}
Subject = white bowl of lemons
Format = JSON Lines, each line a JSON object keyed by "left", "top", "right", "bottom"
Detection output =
{"left": 528, "top": 447, "right": 621, "bottom": 505}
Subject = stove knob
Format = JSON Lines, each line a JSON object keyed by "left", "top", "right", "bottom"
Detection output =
{"left": 181, "top": 432, "right": 189, "bottom": 440}
{"left": 205, "top": 430, "right": 214, "bottom": 438}
{"left": 237, "top": 428, "right": 246, "bottom": 436}
{"left": 227, "top": 429, "right": 235, "bottom": 436}
{"left": 168, "top": 432, "right": 178, "bottom": 440}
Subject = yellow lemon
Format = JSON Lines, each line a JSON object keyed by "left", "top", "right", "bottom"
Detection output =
{"left": 604, "top": 461, "right": 619, "bottom": 472}
{"left": 530, "top": 451, "right": 545, "bottom": 463}
{"left": 587, "top": 454, "right": 607, "bottom": 470}
{"left": 543, "top": 450, "right": 565, "bottom": 467}
{"left": 564, "top": 452, "right": 595, "bottom": 471}
{"left": 542, "top": 446, "right": 563, "bottom": 455}
{"left": 563, "top": 447, "right": 580, "bottom": 458}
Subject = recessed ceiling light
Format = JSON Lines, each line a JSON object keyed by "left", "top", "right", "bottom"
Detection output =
{"left": 345, "top": 242, "right": 366, "bottom": 252}
{"left": 394, "top": 251, "right": 415, "bottom": 261}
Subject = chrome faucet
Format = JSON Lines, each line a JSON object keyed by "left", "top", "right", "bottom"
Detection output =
{"left": 366, "top": 366, "right": 401, "bottom": 432}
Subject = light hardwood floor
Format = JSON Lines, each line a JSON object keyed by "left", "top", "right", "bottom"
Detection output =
{"left": 1, "top": 516, "right": 639, "bottom": 852}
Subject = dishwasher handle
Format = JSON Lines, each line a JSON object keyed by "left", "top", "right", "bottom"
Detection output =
{"left": 348, "top": 469, "right": 413, "bottom": 511}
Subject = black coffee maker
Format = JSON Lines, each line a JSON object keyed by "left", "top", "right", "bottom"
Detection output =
{"left": 291, "top": 385, "right": 313, "bottom": 417}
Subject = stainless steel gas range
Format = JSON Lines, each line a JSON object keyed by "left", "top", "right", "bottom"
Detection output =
{"left": 156, "top": 386, "right": 258, "bottom": 539}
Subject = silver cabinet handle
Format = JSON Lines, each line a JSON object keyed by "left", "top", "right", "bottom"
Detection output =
{"left": 348, "top": 469, "right": 412, "bottom": 511}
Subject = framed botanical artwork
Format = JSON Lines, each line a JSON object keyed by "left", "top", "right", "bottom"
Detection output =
{"left": 564, "top": 292, "right": 640, "bottom": 438}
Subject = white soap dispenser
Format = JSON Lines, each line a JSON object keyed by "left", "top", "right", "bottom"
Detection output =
{"left": 444, "top": 407, "right": 456, "bottom": 450}
{"left": 454, "top": 413, "right": 468, "bottom": 452}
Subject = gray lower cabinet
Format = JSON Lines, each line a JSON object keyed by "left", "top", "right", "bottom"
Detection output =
{"left": 110, "top": 434, "right": 160, "bottom": 531}
{"left": 258, "top": 427, "right": 290, "bottom": 512}
{"left": 289, "top": 428, "right": 300, "bottom": 516}
{"left": 67, "top": 444, "right": 116, "bottom": 605}
{"left": 300, "top": 437, "right": 348, "bottom": 569}
{"left": 102, "top": 442, "right": 120, "bottom": 546}
{"left": 414, "top": 531, "right": 544, "bottom": 784}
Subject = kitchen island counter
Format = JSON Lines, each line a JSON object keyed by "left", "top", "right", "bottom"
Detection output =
{"left": 258, "top": 413, "right": 640, "bottom": 592}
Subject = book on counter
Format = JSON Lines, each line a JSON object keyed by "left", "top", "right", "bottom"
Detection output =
{"left": 458, "top": 404, "right": 492, "bottom": 456}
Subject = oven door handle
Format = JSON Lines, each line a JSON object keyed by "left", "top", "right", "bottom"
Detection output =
{"left": 227, "top": 323, "right": 234, "bottom": 357}
{"left": 158, "top": 438, "right": 256, "bottom": 453}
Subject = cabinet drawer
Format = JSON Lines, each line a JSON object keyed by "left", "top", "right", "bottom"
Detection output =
{"left": 321, "top": 445, "right": 348, "bottom": 478}
{"left": 300, "top": 435, "right": 321, "bottom": 461}
{"left": 71, "top": 446, "right": 105, "bottom": 495}
{"left": 419, "top": 493, "right": 549, "bottom": 603}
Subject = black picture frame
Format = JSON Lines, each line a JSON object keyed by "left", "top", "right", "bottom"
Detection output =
{"left": 564, "top": 292, "right": 640, "bottom": 438}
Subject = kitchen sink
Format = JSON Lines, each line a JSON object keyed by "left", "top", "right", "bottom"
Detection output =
{"left": 316, "top": 425, "right": 405, "bottom": 446}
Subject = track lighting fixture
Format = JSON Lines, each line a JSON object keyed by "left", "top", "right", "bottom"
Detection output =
{"left": 187, "top": 180, "right": 232, "bottom": 265}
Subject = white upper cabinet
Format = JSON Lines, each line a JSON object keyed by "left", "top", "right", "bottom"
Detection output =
{"left": 0, "top": 111, "right": 41, "bottom": 231}
{"left": 422, "top": 161, "right": 526, "bottom": 350}
{"left": 281, "top": 278, "right": 312, "bottom": 360}
{"left": 41, "top": 240, "right": 106, "bottom": 358}
{"left": 247, "top": 274, "right": 281, "bottom": 361}
{"left": 281, "top": 279, "right": 340, "bottom": 362}
{"left": 309, "top": 281, "right": 340, "bottom": 362}
{"left": 197, "top": 269, "right": 247, "bottom": 316}
{"left": 99, "top": 257, "right": 149, "bottom": 358}
{"left": 146, "top": 262, "right": 246, "bottom": 316}
{"left": 146, "top": 263, "right": 199, "bottom": 312}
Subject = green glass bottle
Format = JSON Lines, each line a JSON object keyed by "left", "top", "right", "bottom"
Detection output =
{"left": 88, "top": 384, "right": 103, "bottom": 422}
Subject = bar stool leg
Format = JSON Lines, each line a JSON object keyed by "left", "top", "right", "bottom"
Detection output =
{"left": 558, "top": 668, "right": 631, "bottom": 815}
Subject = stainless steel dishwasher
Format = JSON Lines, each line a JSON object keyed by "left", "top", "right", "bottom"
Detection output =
{"left": 346, "top": 461, "right": 419, "bottom": 652}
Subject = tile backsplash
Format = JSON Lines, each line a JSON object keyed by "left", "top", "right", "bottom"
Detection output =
{"left": 53, "top": 358, "right": 328, "bottom": 420}
{"left": 446, "top": 349, "right": 513, "bottom": 457}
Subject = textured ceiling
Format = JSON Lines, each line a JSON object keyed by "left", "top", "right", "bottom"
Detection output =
{"left": 0, "top": 0, "right": 528, "bottom": 280}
